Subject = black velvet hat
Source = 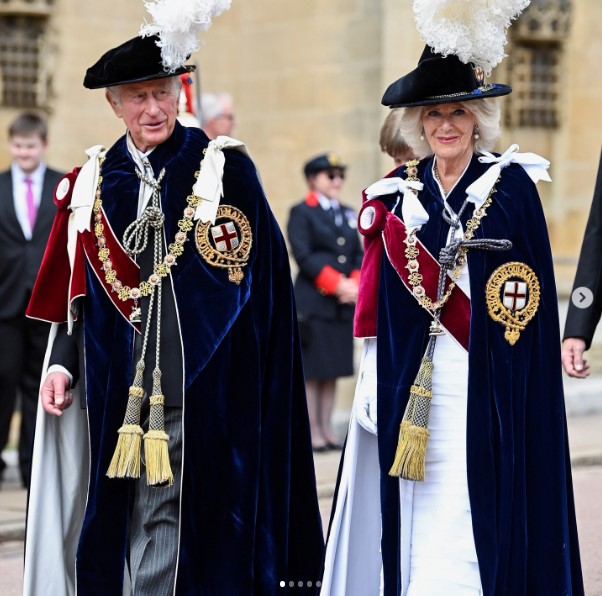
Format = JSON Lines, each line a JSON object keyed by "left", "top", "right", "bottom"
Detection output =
{"left": 83, "top": 35, "right": 195, "bottom": 89}
{"left": 303, "top": 153, "right": 347, "bottom": 178}
{"left": 381, "top": 45, "right": 511, "bottom": 108}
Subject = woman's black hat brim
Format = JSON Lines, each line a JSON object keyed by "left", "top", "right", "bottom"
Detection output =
{"left": 385, "top": 83, "right": 512, "bottom": 108}
{"left": 381, "top": 45, "right": 512, "bottom": 108}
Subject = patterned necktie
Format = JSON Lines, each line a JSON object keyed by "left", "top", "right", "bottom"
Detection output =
{"left": 24, "top": 176, "right": 37, "bottom": 231}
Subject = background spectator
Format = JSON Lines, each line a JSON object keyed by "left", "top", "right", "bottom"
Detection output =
{"left": 0, "top": 112, "right": 63, "bottom": 487}
{"left": 287, "top": 153, "right": 363, "bottom": 451}
{"left": 200, "top": 92, "right": 236, "bottom": 139}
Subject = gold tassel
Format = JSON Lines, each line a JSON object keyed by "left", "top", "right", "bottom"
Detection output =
{"left": 107, "top": 385, "right": 144, "bottom": 479}
{"left": 389, "top": 355, "right": 434, "bottom": 481}
{"left": 389, "top": 422, "right": 430, "bottom": 481}
{"left": 144, "top": 392, "right": 173, "bottom": 487}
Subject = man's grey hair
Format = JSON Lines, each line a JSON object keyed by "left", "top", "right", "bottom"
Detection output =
{"left": 398, "top": 98, "right": 501, "bottom": 159}
{"left": 200, "top": 92, "right": 233, "bottom": 121}
{"left": 106, "top": 75, "right": 183, "bottom": 107}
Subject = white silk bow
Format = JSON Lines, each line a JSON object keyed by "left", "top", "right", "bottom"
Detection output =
{"left": 466, "top": 144, "right": 551, "bottom": 206}
{"left": 71, "top": 145, "right": 105, "bottom": 233}
{"left": 364, "top": 177, "right": 428, "bottom": 230}
{"left": 193, "top": 135, "right": 250, "bottom": 224}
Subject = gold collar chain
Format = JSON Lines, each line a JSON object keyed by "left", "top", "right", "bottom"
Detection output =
{"left": 402, "top": 159, "right": 496, "bottom": 313}
{"left": 92, "top": 157, "right": 202, "bottom": 320}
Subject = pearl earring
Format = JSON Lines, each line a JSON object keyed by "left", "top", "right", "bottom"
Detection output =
{"left": 420, "top": 128, "right": 425, "bottom": 141}
{"left": 473, "top": 125, "right": 480, "bottom": 140}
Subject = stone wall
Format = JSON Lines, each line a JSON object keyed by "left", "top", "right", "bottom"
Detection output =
{"left": 1, "top": 0, "right": 601, "bottom": 410}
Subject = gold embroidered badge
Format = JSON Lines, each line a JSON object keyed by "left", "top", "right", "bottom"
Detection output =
{"left": 486, "top": 262, "right": 541, "bottom": 345}
{"left": 195, "top": 205, "right": 252, "bottom": 284}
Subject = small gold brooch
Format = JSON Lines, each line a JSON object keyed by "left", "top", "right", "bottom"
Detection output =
{"left": 486, "top": 261, "right": 540, "bottom": 345}
{"left": 195, "top": 205, "right": 253, "bottom": 284}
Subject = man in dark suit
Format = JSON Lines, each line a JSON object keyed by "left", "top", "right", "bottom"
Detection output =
{"left": 562, "top": 149, "right": 602, "bottom": 378}
{"left": 0, "top": 112, "right": 63, "bottom": 486}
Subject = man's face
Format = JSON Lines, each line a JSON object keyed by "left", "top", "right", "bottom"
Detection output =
{"left": 9, "top": 134, "right": 47, "bottom": 174}
{"left": 107, "top": 77, "right": 180, "bottom": 152}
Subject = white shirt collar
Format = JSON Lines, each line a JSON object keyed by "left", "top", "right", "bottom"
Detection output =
{"left": 11, "top": 162, "right": 46, "bottom": 187}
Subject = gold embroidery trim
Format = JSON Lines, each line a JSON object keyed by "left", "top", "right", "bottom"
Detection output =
{"left": 93, "top": 160, "right": 203, "bottom": 310}
{"left": 486, "top": 261, "right": 541, "bottom": 345}
{"left": 195, "top": 205, "right": 253, "bottom": 285}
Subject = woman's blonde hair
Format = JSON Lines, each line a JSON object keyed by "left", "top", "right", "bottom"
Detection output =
{"left": 398, "top": 98, "right": 501, "bottom": 159}
{"left": 379, "top": 108, "right": 412, "bottom": 159}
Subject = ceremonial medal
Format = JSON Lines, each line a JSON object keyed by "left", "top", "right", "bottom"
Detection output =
{"left": 195, "top": 205, "right": 252, "bottom": 284}
{"left": 486, "top": 262, "right": 540, "bottom": 345}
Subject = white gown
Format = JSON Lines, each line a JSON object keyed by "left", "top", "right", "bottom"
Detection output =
{"left": 322, "top": 220, "right": 482, "bottom": 596}
{"left": 404, "top": 260, "right": 482, "bottom": 595}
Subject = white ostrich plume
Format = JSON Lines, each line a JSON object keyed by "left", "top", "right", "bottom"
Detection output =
{"left": 140, "top": 0, "right": 232, "bottom": 72}
{"left": 413, "top": 0, "right": 531, "bottom": 75}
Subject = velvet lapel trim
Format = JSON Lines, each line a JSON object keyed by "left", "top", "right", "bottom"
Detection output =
{"left": 382, "top": 211, "right": 470, "bottom": 351}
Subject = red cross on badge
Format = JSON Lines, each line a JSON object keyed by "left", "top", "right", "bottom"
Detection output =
{"left": 503, "top": 281, "right": 527, "bottom": 311}
{"left": 211, "top": 222, "right": 239, "bottom": 252}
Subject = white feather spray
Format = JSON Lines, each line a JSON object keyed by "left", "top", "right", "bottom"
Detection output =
{"left": 140, "top": 0, "right": 232, "bottom": 72}
{"left": 413, "top": 0, "right": 531, "bottom": 75}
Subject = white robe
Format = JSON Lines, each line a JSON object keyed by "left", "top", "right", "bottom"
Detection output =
{"left": 321, "top": 247, "right": 482, "bottom": 596}
{"left": 23, "top": 323, "right": 90, "bottom": 596}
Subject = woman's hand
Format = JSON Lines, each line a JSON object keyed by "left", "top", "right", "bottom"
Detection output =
{"left": 335, "top": 277, "right": 359, "bottom": 305}
{"left": 354, "top": 339, "right": 378, "bottom": 435}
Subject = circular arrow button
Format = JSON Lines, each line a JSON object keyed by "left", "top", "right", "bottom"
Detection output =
{"left": 571, "top": 286, "right": 594, "bottom": 309}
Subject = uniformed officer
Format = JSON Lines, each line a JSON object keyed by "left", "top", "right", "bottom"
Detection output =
{"left": 287, "top": 153, "right": 363, "bottom": 451}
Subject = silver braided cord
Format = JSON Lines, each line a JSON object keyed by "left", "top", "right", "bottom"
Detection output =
{"left": 123, "top": 166, "right": 167, "bottom": 258}
{"left": 125, "top": 157, "right": 166, "bottom": 412}
{"left": 439, "top": 237, "right": 513, "bottom": 269}
{"left": 427, "top": 200, "right": 513, "bottom": 359}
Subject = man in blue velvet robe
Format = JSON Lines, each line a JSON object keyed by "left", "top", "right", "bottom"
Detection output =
{"left": 23, "top": 34, "right": 323, "bottom": 596}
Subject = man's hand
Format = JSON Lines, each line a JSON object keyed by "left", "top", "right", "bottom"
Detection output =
{"left": 41, "top": 371, "right": 73, "bottom": 416}
{"left": 561, "top": 337, "right": 591, "bottom": 378}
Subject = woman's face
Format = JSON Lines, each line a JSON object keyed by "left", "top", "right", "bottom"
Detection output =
{"left": 421, "top": 102, "right": 476, "bottom": 164}
{"left": 308, "top": 168, "right": 345, "bottom": 201}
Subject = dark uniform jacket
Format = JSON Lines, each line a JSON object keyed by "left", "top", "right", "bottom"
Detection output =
{"left": 287, "top": 191, "right": 363, "bottom": 322}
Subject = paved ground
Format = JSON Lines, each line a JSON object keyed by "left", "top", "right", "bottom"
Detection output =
{"left": 2, "top": 389, "right": 601, "bottom": 594}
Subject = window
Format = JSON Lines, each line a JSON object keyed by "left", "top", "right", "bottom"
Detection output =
{"left": 503, "top": 0, "right": 571, "bottom": 129}
{"left": 0, "top": 0, "right": 55, "bottom": 109}
{"left": 504, "top": 42, "right": 561, "bottom": 128}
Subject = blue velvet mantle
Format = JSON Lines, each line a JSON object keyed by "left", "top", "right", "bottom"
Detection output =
{"left": 75, "top": 123, "right": 324, "bottom": 594}
{"left": 370, "top": 156, "right": 583, "bottom": 595}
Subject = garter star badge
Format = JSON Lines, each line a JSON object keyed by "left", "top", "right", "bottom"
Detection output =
{"left": 195, "top": 205, "right": 252, "bottom": 284}
{"left": 486, "top": 262, "right": 540, "bottom": 345}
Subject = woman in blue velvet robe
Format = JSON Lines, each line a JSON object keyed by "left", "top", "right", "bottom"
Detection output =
{"left": 322, "top": 46, "right": 583, "bottom": 596}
